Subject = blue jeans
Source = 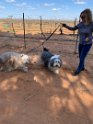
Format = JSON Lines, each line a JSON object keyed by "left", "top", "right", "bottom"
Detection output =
{"left": 76, "top": 43, "right": 92, "bottom": 73}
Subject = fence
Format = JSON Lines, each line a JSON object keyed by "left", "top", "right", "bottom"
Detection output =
{"left": 0, "top": 14, "right": 78, "bottom": 36}
{"left": 0, "top": 14, "right": 93, "bottom": 56}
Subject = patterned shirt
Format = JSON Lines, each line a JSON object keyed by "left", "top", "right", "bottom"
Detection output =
{"left": 65, "top": 22, "right": 93, "bottom": 45}
{"left": 77, "top": 22, "right": 93, "bottom": 45}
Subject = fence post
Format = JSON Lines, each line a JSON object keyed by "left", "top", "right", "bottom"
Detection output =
{"left": 23, "top": 13, "right": 26, "bottom": 49}
{"left": 40, "top": 16, "right": 46, "bottom": 40}
{"left": 73, "top": 18, "right": 77, "bottom": 35}
{"left": 11, "top": 23, "right": 16, "bottom": 36}
{"left": 74, "top": 18, "right": 79, "bottom": 54}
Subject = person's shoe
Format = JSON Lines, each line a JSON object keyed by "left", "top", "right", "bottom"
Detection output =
{"left": 81, "top": 68, "right": 87, "bottom": 72}
{"left": 73, "top": 71, "right": 80, "bottom": 76}
{"left": 81, "top": 68, "right": 85, "bottom": 71}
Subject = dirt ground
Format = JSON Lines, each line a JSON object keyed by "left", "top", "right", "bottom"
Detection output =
{"left": 0, "top": 32, "right": 93, "bottom": 124}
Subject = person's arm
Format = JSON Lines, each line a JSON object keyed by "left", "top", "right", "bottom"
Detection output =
{"left": 62, "top": 24, "right": 78, "bottom": 31}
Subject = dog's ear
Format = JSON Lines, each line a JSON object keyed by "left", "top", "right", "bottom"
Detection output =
{"left": 20, "top": 54, "right": 24, "bottom": 57}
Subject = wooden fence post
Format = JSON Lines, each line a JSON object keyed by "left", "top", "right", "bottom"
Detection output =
{"left": 74, "top": 18, "right": 79, "bottom": 54}
{"left": 23, "top": 13, "right": 26, "bottom": 49}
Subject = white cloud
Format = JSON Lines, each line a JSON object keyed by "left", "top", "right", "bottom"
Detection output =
{"left": 44, "top": 3, "right": 54, "bottom": 7}
{"left": 74, "top": 0, "right": 87, "bottom": 4}
{"left": 14, "top": 2, "right": 36, "bottom": 10}
{"left": 0, "top": 5, "right": 5, "bottom": 9}
{"left": 31, "top": 7, "right": 36, "bottom": 10}
{"left": 15, "top": 2, "right": 27, "bottom": 7}
{"left": 5, "top": 0, "right": 16, "bottom": 3}
{"left": 52, "top": 8, "right": 61, "bottom": 11}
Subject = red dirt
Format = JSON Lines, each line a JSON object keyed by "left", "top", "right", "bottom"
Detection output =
{"left": 0, "top": 33, "right": 93, "bottom": 124}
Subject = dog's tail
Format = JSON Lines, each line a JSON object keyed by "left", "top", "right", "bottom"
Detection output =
{"left": 43, "top": 47, "right": 49, "bottom": 51}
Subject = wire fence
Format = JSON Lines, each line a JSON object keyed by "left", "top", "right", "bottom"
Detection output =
{"left": 0, "top": 14, "right": 93, "bottom": 57}
{"left": 0, "top": 14, "right": 78, "bottom": 36}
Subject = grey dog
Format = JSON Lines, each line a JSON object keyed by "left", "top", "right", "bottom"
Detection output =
{"left": 41, "top": 47, "right": 62, "bottom": 74}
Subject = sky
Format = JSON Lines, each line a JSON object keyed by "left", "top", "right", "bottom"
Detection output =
{"left": 0, "top": 0, "right": 93, "bottom": 20}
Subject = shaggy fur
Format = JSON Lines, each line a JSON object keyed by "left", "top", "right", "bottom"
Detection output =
{"left": 41, "top": 47, "right": 62, "bottom": 74}
{"left": 0, "top": 52, "right": 30, "bottom": 72}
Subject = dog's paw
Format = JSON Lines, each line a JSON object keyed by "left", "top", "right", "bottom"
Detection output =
{"left": 54, "top": 69, "right": 59, "bottom": 74}
{"left": 0, "top": 67, "right": 4, "bottom": 71}
{"left": 4, "top": 68, "right": 13, "bottom": 72}
{"left": 23, "top": 66, "right": 28, "bottom": 72}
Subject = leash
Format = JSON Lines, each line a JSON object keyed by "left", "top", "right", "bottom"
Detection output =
{"left": 26, "top": 24, "right": 60, "bottom": 54}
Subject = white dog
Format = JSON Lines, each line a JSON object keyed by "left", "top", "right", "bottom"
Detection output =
{"left": 41, "top": 47, "right": 62, "bottom": 74}
{"left": 0, "top": 51, "right": 30, "bottom": 72}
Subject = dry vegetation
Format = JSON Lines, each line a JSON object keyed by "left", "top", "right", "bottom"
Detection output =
{"left": 0, "top": 19, "right": 93, "bottom": 124}
{"left": 0, "top": 18, "right": 77, "bottom": 35}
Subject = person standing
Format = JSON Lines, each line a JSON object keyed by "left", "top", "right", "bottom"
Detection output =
{"left": 62, "top": 8, "right": 93, "bottom": 76}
